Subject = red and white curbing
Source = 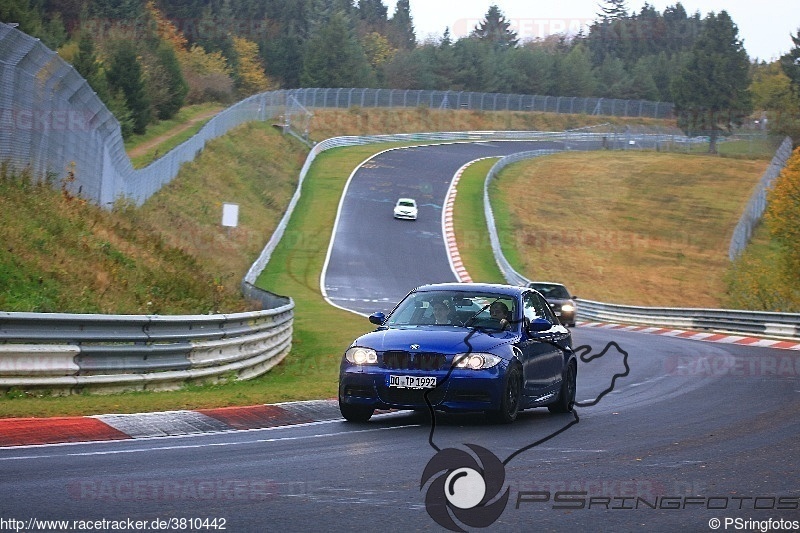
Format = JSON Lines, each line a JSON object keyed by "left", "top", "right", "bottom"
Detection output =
{"left": 578, "top": 321, "right": 800, "bottom": 351}
{"left": 444, "top": 159, "right": 495, "bottom": 283}
{"left": 0, "top": 400, "right": 347, "bottom": 448}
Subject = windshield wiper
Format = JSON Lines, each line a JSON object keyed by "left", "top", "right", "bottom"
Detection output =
{"left": 463, "top": 297, "right": 500, "bottom": 328}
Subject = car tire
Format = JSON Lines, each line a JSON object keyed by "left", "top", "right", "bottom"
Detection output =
{"left": 487, "top": 365, "right": 522, "bottom": 424}
{"left": 339, "top": 399, "right": 374, "bottom": 422}
{"left": 548, "top": 361, "right": 576, "bottom": 414}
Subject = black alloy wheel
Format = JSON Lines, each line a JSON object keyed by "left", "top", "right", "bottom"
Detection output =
{"left": 487, "top": 365, "right": 522, "bottom": 424}
{"left": 339, "top": 399, "right": 374, "bottom": 422}
{"left": 548, "top": 362, "right": 576, "bottom": 414}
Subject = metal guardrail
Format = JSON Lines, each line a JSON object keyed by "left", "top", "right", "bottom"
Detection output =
{"left": 0, "top": 297, "right": 294, "bottom": 393}
{"left": 576, "top": 299, "right": 800, "bottom": 339}
{"left": 482, "top": 150, "right": 800, "bottom": 340}
{"left": 484, "top": 149, "right": 562, "bottom": 287}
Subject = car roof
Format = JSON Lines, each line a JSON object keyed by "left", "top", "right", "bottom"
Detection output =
{"left": 529, "top": 281, "right": 568, "bottom": 288}
{"left": 413, "top": 282, "right": 526, "bottom": 297}
{"left": 397, "top": 197, "right": 416, "bottom": 203}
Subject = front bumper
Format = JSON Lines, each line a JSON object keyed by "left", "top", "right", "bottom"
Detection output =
{"left": 339, "top": 364, "right": 505, "bottom": 412}
{"left": 555, "top": 310, "right": 576, "bottom": 325}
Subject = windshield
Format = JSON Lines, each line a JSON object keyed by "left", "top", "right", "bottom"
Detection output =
{"left": 398, "top": 200, "right": 415, "bottom": 207}
{"left": 531, "top": 284, "right": 570, "bottom": 299}
{"left": 386, "top": 290, "right": 517, "bottom": 330}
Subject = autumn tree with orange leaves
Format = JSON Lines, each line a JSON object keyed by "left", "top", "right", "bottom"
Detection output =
{"left": 726, "top": 147, "right": 800, "bottom": 311}
{"left": 766, "top": 147, "right": 800, "bottom": 284}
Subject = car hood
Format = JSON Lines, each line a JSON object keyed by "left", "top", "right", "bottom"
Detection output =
{"left": 353, "top": 326, "right": 516, "bottom": 354}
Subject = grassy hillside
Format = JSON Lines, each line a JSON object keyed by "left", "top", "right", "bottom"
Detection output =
{"left": 487, "top": 152, "right": 769, "bottom": 307}
{"left": 0, "top": 122, "right": 306, "bottom": 314}
{"left": 0, "top": 107, "right": 775, "bottom": 417}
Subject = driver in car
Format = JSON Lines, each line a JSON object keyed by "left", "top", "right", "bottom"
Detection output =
{"left": 432, "top": 300, "right": 453, "bottom": 325}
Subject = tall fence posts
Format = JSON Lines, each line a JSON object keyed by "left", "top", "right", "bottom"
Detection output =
{"left": 728, "top": 136, "right": 794, "bottom": 260}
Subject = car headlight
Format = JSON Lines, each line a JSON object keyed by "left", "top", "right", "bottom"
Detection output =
{"left": 345, "top": 347, "right": 378, "bottom": 365}
{"left": 561, "top": 304, "right": 575, "bottom": 313}
{"left": 454, "top": 352, "right": 502, "bottom": 370}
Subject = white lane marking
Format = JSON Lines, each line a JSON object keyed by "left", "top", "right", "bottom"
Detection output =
{"left": 327, "top": 297, "right": 394, "bottom": 303}
{"left": 0, "top": 424, "right": 422, "bottom": 461}
{"left": 319, "top": 144, "right": 406, "bottom": 318}
{"left": 643, "top": 460, "right": 704, "bottom": 468}
{"left": 559, "top": 449, "right": 607, "bottom": 453}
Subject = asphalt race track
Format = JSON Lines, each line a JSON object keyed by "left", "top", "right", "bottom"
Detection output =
{"left": 322, "top": 140, "right": 564, "bottom": 315}
{"left": 1, "top": 329, "right": 798, "bottom": 532}
{"left": 1, "top": 142, "right": 798, "bottom": 532}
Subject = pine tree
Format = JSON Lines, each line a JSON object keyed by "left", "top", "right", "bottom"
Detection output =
{"left": 779, "top": 28, "right": 800, "bottom": 97}
{"left": 775, "top": 29, "right": 800, "bottom": 140}
{"left": 154, "top": 42, "right": 188, "bottom": 119}
{"left": 671, "top": 11, "right": 753, "bottom": 153}
{"left": 72, "top": 34, "right": 94, "bottom": 79}
{"left": 301, "top": 11, "right": 374, "bottom": 87}
{"left": 357, "top": 0, "right": 388, "bottom": 34}
{"left": 388, "top": 0, "right": 417, "bottom": 50}
{"left": 106, "top": 41, "right": 151, "bottom": 135}
{"left": 388, "top": 0, "right": 415, "bottom": 50}
{"left": 597, "top": 0, "right": 628, "bottom": 21}
{"left": 472, "top": 5, "right": 518, "bottom": 50}
{"left": 554, "top": 44, "right": 596, "bottom": 97}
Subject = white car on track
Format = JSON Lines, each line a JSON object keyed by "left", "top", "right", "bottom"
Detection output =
{"left": 393, "top": 198, "right": 418, "bottom": 220}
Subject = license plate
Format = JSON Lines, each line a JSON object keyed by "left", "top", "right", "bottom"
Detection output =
{"left": 388, "top": 375, "right": 437, "bottom": 389}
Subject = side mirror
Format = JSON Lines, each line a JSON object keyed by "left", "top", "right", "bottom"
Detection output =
{"left": 369, "top": 312, "right": 386, "bottom": 325}
{"left": 527, "top": 317, "right": 552, "bottom": 333}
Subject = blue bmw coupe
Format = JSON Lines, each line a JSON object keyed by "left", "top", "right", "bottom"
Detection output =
{"left": 338, "top": 283, "right": 577, "bottom": 423}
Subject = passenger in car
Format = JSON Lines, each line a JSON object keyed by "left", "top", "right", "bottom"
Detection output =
{"left": 490, "top": 301, "right": 512, "bottom": 330}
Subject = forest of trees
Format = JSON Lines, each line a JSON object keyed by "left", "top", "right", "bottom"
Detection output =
{"left": 2, "top": 0, "right": 799, "bottom": 142}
